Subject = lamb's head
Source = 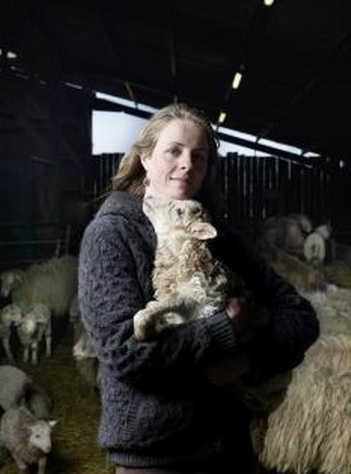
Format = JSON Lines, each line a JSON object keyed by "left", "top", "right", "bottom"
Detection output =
{"left": 0, "top": 269, "right": 25, "bottom": 297}
{"left": 0, "top": 304, "right": 23, "bottom": 326}
{"left": 315, "top": 224, "right": 332, "bottom": 239}
{"left": 143, "top": 197, "right": 217, "bottom": 241}
{"left": 28, "top": 419, "right": 58, "bottom": 453}
{"left": 18, "top": 314, "right": 38, "bottom": 337}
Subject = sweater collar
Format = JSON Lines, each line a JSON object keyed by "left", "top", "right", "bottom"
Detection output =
{"left": 97, "top": 191, "right": 146, "bottom": 222}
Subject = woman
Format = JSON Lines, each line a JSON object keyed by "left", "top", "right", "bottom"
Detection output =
{"left": 78, "top": 103, "right": 319, "bottom": 474}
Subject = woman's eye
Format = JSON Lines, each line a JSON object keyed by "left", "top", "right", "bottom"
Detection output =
{"left": 166, "top": 147, "right": 181, "bottom": 156}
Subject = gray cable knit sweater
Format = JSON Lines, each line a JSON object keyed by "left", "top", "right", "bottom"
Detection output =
{"left": 78, "top": 191, "right": 319, "bottom": 470}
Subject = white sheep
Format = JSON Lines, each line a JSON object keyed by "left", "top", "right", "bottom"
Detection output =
{"left": 0, "top": 405, "right": 57, "bottom": 474}
{"left": 0, "top": 365, "right": 52, "bottom": 419}
{"left": 0, "top": 255, "right": 78, "bottom": 318}
{"left": 73, "top": 331, "right": 96, "bottom": 360}
{"left": 15, "top": 303, "right": 51, "bottom": 365}
{"left": 73, "top": 331, "right": 99, "bottom": 389}
{"left": 288, "top": 213, "right": 313, "bottom": 234}
{"left": 300, "top": 284, "right": 351, "bottom": 335}
{"left": 303, "top": 224, "right": 332, "bottom": 267}
{"left": 257, "top": 333, "right": 351, "bottom": 474}
{"left": 263, "top": 214, "right": 312, "bottom": 257}
{"left": 133, "top": 198, "right": 230, "bottom": 340}
{"left": 0, "top": 304, "right": 23, "bottom": 363}
{"left": 250, "top": 284, "right": 351, "bottom": 474}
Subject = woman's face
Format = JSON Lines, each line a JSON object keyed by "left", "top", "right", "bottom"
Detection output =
{"left": 141, "top": 119, "right": 209, "bottom": 200}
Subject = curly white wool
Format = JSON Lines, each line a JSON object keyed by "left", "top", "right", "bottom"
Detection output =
{"left": 133, "top": 198, "right": 229, "bottom": 340}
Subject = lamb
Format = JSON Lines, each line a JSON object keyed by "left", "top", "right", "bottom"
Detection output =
{"left": 256, "top": 333, "right": 351, "bottom": 474}
{"left": 303, "top": 223, "right": 332, "bottom": 267}
{"left": 0, "top": 304, "right": 23, "bottom": 363}
{"left": 15, "top": 304, "right": 51, "bottom": 365}
{"left": 133, "top": 197, "right": 230, "bottom": 340}
{"left": 0, "top": 255, "right": 78, "bottom": 318}
{"left": 0, "top": 405, "right": 57, "bottom": 474}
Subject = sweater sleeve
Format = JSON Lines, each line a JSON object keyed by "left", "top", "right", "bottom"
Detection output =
{"left": 78, "top": 214, "right": 238, "bottom": 388}
{"left": 211, "top": 224, "right": 320, "bottom": 384}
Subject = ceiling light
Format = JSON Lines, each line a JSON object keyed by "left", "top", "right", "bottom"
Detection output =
{"left": 263, "top": 0, "right": 275, "bottom": 6}
{"left": 218, "top": 112, "right": 226, "bottom": 124}
{"left": 0, "top": 49, "right": 18, "bottom": 59}
{"left": 232, "top": 71, "right": 243, "bottom": 90}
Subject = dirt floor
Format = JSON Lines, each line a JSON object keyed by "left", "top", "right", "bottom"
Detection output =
{"left": 0, "top": 325, "right": 115, "bottom": 474}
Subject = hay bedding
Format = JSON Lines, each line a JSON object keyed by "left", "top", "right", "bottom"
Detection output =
{"left": 0, "top": 326, "right": 114, "bottom": 474}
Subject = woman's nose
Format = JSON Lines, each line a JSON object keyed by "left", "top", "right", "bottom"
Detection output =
{"left": 179, "top": 151, "right": 192, "bottom": 170}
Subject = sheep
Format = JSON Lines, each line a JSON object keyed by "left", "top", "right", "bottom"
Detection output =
{"left": 0, "top": 255, "right": 78, "bottom": 318}
{"left": 15, "top": 304, "right": 51, "bottom": 365}
{"left": 133, "top": 197, "right": 231, "bottom": 340}
{"left": 0, "top": 405, "right": 57, "bottom": 474}
{"left": 73, "top": 331, "right": 96, "bottom": 361}
{"left": 256, "top": 333, "right": 351, "bottom": 474}
{"left": 300, "top": 284, "right": 351, "bottom": 335}
{"left": 0, "top": 365, "right": 52, "bottom": 420}
{"left": 262, "top": 214, "right": 312, "bottom": 258}
{"left": 73, "top": 331, "right": 99, "bottom": 389}
{"left": 0, "top": 304, "right": 23, "bottom": 364}
{"left": 69, "top": 293, "right": 84, "bottom": 342}
{"left": 250, "top": 284, "right": 351, "bottom": 474}
{"left": 288, "top": 213, "right": 313, "bottom": 233}
{"left": 303, "top": 224, "right": 332, "bottom": 267}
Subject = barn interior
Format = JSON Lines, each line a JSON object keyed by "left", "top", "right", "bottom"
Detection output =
{"left": 1, "top": 1, "right": 351, "bottom": 473}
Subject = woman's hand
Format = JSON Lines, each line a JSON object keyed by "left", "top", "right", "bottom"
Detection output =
{"left": 203, "top": 353, "right": 251, "bottom": 386}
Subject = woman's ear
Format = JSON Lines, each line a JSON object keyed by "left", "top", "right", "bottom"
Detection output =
{"left": 140, "top": 153, "right": 151, "bottom": 171}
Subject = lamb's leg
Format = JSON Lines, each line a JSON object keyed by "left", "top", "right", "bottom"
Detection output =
{"left": 134, "top": 300, "right": 186, "bottom": 340}
{"left": 37, "top": 455, "right": 47, "bottom": 474}
{"left": 2, "top": 334, "right": 15, "bottom": 364}
{"left": 23, "top": 345, "right": 30, "bottom": 364}
{"left": 12, "top": 453, "right": 29, "bottom": 473}
{"left": 44, "top": 321, "right": 52, "bottom": 357}
{"left": 31, "top": 341, "right": 39, "bottom": 365}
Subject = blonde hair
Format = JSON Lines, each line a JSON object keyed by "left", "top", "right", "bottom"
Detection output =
{"left": 112, "top": 103, "right": 219, "bottom": 205}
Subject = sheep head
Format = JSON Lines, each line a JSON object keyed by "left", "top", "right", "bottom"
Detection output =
{"left": 0, "top": 269, "right": 25, "bottom": 297}
{"left": 143, "top": 197, "right": 217, "bottom": 241}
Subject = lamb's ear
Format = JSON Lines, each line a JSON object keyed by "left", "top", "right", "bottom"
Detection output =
{"left": 189, "top": 222, "right": 217, "bottom": 240}
{"left": 48, "top": 420, "right": 59, "bottom": 428}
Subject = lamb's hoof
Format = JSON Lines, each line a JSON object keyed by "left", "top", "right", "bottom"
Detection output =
{"left": 133, "top": 311, "right": 156, "bottom": 341}
{"left": 133, "top": 311, "right": 148, "bottom": 340}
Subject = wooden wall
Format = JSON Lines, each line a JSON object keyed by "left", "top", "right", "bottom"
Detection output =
{"left": 217, "top": 154, "right": 331, "bottom": 227}
{"left": 0, "top": 75, "right": 92, "bottom": 266}
{"left": 86, "top": 152, "right": 351, "bottom": 244}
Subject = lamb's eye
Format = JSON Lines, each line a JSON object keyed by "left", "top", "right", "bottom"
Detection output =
{"left": 176, "top": 208, "right": 184, "bottom": 217}
{"left": 192, "top": 206, "right": 201, "bottom": 216}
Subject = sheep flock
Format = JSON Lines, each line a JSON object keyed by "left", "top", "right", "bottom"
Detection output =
{"left": 1, "top": 206, "right": 351, "bottom": 474}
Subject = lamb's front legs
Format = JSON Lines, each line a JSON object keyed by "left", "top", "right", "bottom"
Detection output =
{"left": 37, "top": 455, "right": 47, "bottom": 474}
{"left": 133, "top": 300, "right": 185, "bottom": 340}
